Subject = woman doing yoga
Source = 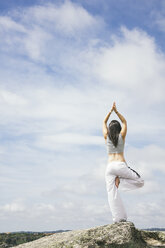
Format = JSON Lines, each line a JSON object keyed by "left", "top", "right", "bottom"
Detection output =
{"left": 103, "top": 102, "right": 144, "bottom": 223}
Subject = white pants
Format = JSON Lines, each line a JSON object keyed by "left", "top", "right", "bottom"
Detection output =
{"left": 105, "top": 161, "right": 144, "bottom": 223}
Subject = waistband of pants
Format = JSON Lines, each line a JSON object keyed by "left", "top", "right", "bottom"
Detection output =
{"left": 107, "top": 161, "right": 127, "bottom": 165}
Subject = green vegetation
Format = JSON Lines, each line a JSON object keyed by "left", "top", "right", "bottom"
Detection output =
{"left": 0, "top": 232, "right": 54, "bottom": 247}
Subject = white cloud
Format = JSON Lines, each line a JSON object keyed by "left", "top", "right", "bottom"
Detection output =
{"left": 0, "top": 199, "right": 25, "bottom": 214}
{"left": 127, "top": 145, "right": 165, "bottom": 174}
{"left": 0, "top": 90, "right": 27, "bottom": 106}
{"left": 128, "top": 200, "right": 165, "bottom": 228}
{"left": 25, "top": 1, "right": 102, "bottom": 35}
{"left": 24, "top": 27, "right": 52, "bottom": 60}
{"left": 92, "top": 27, "right": 165, "bottom": 104}
{"left": 36, "top": 133, "right": 103, "bottom": 151}
{"left": 0, "top": 200, "right": 57, "bottom": 222}
{"left": 0, "top": 1, "right": 104, "bottom": 61}
{"left": 0, "top": 16, "right": 26, "bottom": 32}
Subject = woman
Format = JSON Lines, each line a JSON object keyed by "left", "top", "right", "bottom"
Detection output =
{"left": 103, "top": 102, "right": 144, "bottom": 223}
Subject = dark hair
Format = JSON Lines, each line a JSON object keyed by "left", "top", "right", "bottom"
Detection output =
{"left": 108, "top": 120, "right": 121, "bottom": 147}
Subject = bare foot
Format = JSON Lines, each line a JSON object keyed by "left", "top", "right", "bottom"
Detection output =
{"left": 115, "top": 176, "right": 120, "bottom": 188}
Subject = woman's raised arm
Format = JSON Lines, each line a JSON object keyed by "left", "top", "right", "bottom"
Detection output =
{"left": 102, "top": 104, "right": 114, "bottom": 140}
{"left": 113, "top": 102, "right": 127, "bottom": 139}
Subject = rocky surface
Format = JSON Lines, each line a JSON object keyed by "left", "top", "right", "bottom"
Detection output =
{"left": 13, "top": 221, "right": 165, "bottom": 248}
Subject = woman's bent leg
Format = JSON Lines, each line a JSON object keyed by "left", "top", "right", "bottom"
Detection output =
{"left": 105, "top": 172, "right": 127, "bottom": 223}
{"left": 117, "top": 164, "right": 144, "bottom": 191}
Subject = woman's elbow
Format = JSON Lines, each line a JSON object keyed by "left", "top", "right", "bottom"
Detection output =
{"left": 123, "top": 119, "right": 127, "bottom": 124}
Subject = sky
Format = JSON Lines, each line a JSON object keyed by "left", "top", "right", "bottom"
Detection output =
{"left": 0, "top": 0, "right": 165, "bottom": 232}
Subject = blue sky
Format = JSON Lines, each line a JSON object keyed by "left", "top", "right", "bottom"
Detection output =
{"left": 0, "top": 0, "right": 165, "bottom": 232}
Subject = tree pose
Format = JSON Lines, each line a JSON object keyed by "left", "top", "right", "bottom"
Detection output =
{"left": 103, "top": 102, "right": 144, "bottom": 223}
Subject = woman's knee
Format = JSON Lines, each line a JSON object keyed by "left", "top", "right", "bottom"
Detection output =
{"left": 137, "top": 178, "right": 144, "bottom": 188}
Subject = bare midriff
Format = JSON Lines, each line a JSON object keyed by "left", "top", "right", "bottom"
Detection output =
{"left": 108, "top": 152, "right": 126, "bottom": 163}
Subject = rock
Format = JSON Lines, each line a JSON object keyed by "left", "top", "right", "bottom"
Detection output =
{"left": 13, "top": 221, "right": 165, "bottom": 248}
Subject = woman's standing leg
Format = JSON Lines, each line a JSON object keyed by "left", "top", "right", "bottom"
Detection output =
{"left": 105, "top": 168, "right": 127, "bottom": 223}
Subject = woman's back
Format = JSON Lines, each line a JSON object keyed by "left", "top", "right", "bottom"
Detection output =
{"left": 106, "top": 132, "right": 126, "bottom": 162}
{"left": 107, "top": 132, "right": 124, "bottom": 154}
{"left": 103, "top": 102, "right": 127, "bottom": 163}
